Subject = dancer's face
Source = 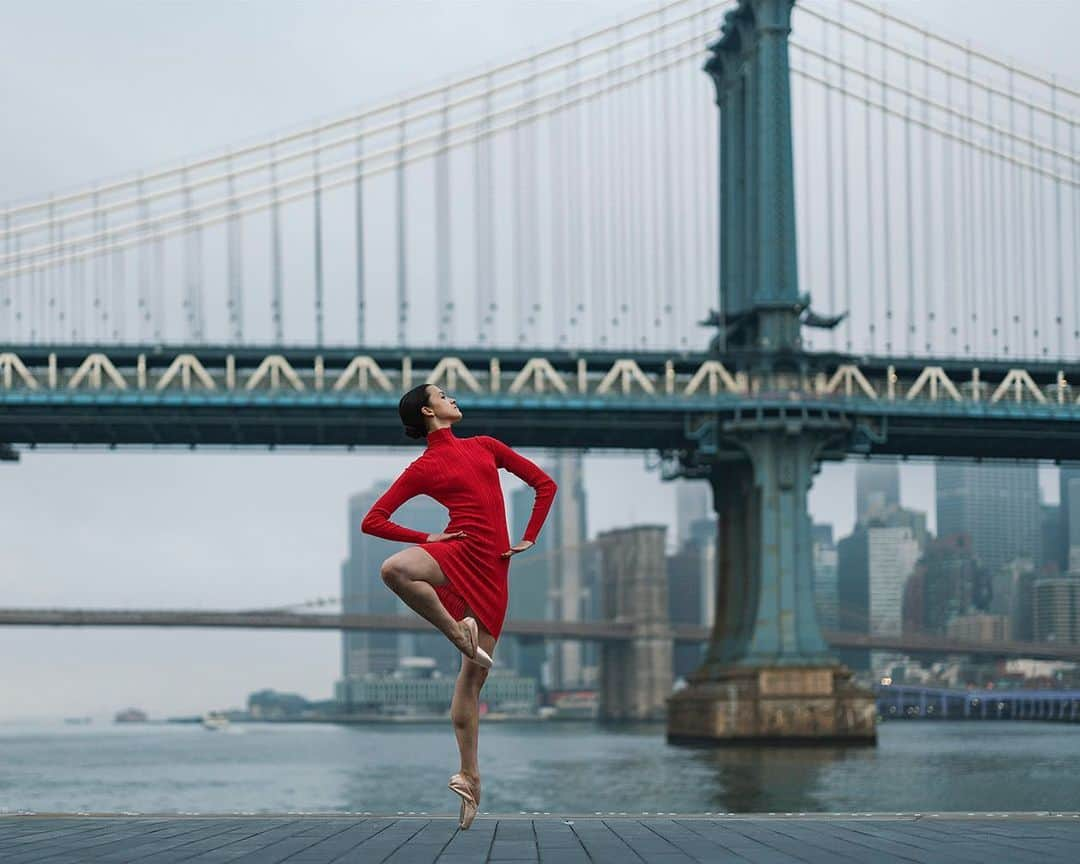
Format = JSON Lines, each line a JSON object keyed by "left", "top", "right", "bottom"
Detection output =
{"left": 423, "top": 385, "right": 462, "bottom": 426}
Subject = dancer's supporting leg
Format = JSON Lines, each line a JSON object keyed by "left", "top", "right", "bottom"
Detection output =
{"left": 450, "top": 605, "right": 495, "bottom": 799}
{"left": 380, "top": 547, "right": 473, "bottom": 655}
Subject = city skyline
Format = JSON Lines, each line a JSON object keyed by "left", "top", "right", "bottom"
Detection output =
{"left": 2, "top": 0, "right": 1078, "bottom": 722}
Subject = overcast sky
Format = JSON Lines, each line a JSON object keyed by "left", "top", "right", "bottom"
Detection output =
{"left": 0, "top": 0, "right": 1075, "bottom": 722}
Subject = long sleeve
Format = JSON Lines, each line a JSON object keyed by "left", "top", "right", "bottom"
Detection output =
{"left": 360, "top": 462, "right": 432, "bottom": 544}
{"left": 480, "top": 436, "right": 558, "bottom": 544}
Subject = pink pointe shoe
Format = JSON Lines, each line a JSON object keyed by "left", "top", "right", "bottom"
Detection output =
{"left": 460, "top": 617, "right": 493, "bottom": 669}
{"left": 448, "top": 772, "right": 480, "bottom": 830}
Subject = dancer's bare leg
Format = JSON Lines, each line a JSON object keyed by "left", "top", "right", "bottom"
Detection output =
{"left": 380, "top": 547, "right": 472, "bottom": 654}
{"left": 450, "top": 605, "right": 495, "bottom": 800}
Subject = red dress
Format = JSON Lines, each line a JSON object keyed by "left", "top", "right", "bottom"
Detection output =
{"left": 360, "top": 426, "right": 558, "bottom": 640}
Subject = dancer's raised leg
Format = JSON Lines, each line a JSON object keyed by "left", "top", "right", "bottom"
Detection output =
{"left": 380, "top": 547, "right": 473, "bottom": 655}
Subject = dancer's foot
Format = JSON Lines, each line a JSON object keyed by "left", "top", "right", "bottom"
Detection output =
{"left": 448, "top": 771, "right": 481, "bottom": 830}
{"left": 456, "top": 617, "right": 493, "bottom": 669}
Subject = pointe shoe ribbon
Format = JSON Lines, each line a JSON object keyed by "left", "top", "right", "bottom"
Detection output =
{"left": 461, "top": 617, "right": 493, "bottom": 669}
{"left": 448, "top": 772, "right": 479, "bottom": 830}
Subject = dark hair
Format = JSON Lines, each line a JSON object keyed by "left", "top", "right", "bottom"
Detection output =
{"left": 398, "top": 383, "right": 433, "bottom": 440}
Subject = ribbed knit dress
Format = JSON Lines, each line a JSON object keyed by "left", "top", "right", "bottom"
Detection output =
{"left": 360, "top": 426, "right": 558, "bottom": 640}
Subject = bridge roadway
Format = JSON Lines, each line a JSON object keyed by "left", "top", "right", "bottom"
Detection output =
{"left": 2, "top": 607, "right": 1077, "bottom": 663}
{"left": 4, "top": 346, "right": 1080, "bottom": 459}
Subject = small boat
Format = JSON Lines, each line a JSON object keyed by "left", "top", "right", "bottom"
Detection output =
{"left": 200, "top": 711, "right": 231, "bottom": 731}
{"left": 64, "top": 716, "right": 93, "bottom": 725}
{"left": 114, "top": 708, "right": 148, "bottom": 723}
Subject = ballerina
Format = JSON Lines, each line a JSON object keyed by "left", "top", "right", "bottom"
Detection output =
{"left": 360, "top": 383, "right": 558, "bottom": 828}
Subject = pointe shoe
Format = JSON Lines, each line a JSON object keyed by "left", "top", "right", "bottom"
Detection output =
{"left": 448, "top": 772, "right": 479, "bottom": 830}
{"left": 460, "top": 617, "right": 493, "bottom": 669}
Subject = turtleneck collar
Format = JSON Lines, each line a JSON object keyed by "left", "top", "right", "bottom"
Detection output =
{"left": 425, "top": 426, "right": 457, "bottom": 447}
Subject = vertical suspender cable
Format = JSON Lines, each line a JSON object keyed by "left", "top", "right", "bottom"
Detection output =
{"left": 551, "top": 60, "right": 567, "bottom": 347}
{"left": 943, "top": 68, "right": 955, "bottom": 356}
{"left": 524, "top": 62, "right": 539, "bottom": 347}
{"left": 47, "top": 198, "right": 55, "bottom": 343}
{"left": 1051, "top": 78, "right": 1063, "bottom": 361}
{"left": 512, "top": 75, "right": 524, "bottom": 345}
{"left": 921, "top": 32, "right": 932, "bottom": 354}
{"left": 1008, "top": 68, "right": 1023, "bottom": 357}
{"left": 824, "top": 23, "right": 837, "bottom": 352}
{"left": 137, "top": 176, "right": 149, "bottom": 341}
{"left": 648, "top": 25, "right": 662, "bottom": 349}
{"left": 313, "top": 131, "right": 326, "bottom": 348}
{"left": 354, "top": 122, "right": 366, "bottom": 347}
{"left": 983, "top": 86, "right": 997, "bottom": 354}
{"left": 879, "top": 13, "right": 893, "bottom": 354}
{"left": 227, "top": 152, "right": 244, "bottom": 344}
{"left": 839, "top": 6, "right": 853, "bottom": 353}
{"left": 691, "top": 2, "right": 707, "bottom": 350}
{"left": 1071, "top": 97, "right": 1079, "bottom": 356}
{"left": 475, "top": 75, "right": 494, "bottom": 345}
{"left": 1026, "top": 100, "right": 1038, "bottom": 360}
{"left": 661, "top": 6, "right": 678, "bottom": 349}
{"left": 436, "top": 91, "right": 452, "bottom": 346}
{"left": 863, "top": 34, "right": 876, "bottom": 355}
{"left": 395, "top": 108, "right": 407, "bottom": 348}
{"left": 962, "top": 49, "right": 974, "bottom": 354}
{"left": 798, "top": 57, "right": 812, "bottom": 347}
{"left": 567, "top": 42, "right": 584, "bottom": 350}
{"left": 270, "top": 143, "right": 284, "bottom": 344}
{"left": 589, "top": 50, "right": 606, "bottom": 350}
{"left": 1032, "top": 91, "right": 1047, "bottom": 359}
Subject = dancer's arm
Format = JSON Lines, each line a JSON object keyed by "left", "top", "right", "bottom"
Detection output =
{"left": 479, "top": 436, "right": 558, "bottom": 543}
{"left": 360, "top": 462, "right": 433, "bottom": 544}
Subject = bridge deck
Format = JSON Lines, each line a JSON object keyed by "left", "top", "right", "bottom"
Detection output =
{"left": 1, "top": 814, "right": 1077, "bottom": 863}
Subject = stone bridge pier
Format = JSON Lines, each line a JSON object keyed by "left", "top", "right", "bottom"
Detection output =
{"left": 595, "top": 525, "right": 673, "bottom": 721}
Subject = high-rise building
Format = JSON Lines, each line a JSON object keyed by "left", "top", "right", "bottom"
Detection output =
{"left": 1033, "top": 576, "right": 1080, "bottom": 644}
{"left": 1040, "top": 503, "right": 1063, "bottom": 574}
{"left": 1060, "top": 466, "right": 1080, "bottom": 572}
{"left": 837, "top": 507, "right": 925, "bottom": 674}
{"left": 998, "top": 559, "right": 1038, "bottom": 642}
{"left": 855, "top": 461, "right": 900, "bottom": 524}
{"left": 936, "top": 461, "right": 1039, "bottom": 578}
{"left": 506, "top": 449, "right": 588, "bottom": 690}
{"left": 667, "top": 517, "right": 716, "bottom": 681}
{"left": 812, "top": 523, "right": 838, "bottom": 631}
{"left": 675, "top": 480, "right": 712, "bottom": 550}
{"left": 338, "top": 479, "right": 457, "bottom": 704}
{"left": 903, "top": 534, "right": 989, "bottom": 635}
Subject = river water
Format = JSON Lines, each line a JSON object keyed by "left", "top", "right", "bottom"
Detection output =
{"left": 3, "top": 720, "right": 1079, "bottom": 815}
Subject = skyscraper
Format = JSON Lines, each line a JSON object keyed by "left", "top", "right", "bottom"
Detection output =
{"left": 667, "top": 516, "right": 716, "bottom": 681}
{"left": 337, "top": 478, "right": 456, "bottom": 706}
{"left": 507, "top": 449, "right": 588, "bottom": 690}
{"left": 812, "top": 523, "right": 838, "bottom": 631}
{"left": 936, "top": 461, "right": 1040, "bottom": 578}
{"left": 1059, "top": 466, "right": 1080, "bottom": 572}
{"left": 855, "top": 460, "right": 900, "bottom": 524}
{"left": 675, "top": 480, "right": 712, "bottom": 550}
{"left": 903, "top": 534, "right": 989, "bottom": 635}
{"left": 837, "top": 507, "right": 925, "bottom": 674}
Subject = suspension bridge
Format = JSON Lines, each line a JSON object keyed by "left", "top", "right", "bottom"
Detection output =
{"left": 2, "top": 0, "right": 1078, "bottom": 742}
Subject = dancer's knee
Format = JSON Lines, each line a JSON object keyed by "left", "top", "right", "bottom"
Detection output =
{"left": 380, "top": 559, "right": 403, "bottom": 590}
{"left": 459, "top": 663, "right": 489, "bottom": 692}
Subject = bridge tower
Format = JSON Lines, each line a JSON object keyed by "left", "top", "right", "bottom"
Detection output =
{"left": 666, "top": 0, "right": 875, "bottom": 743}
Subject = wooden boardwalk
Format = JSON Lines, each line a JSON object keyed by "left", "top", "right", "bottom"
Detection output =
{"left": 1, "top": 814, "right": 1078, "bottom": 863}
